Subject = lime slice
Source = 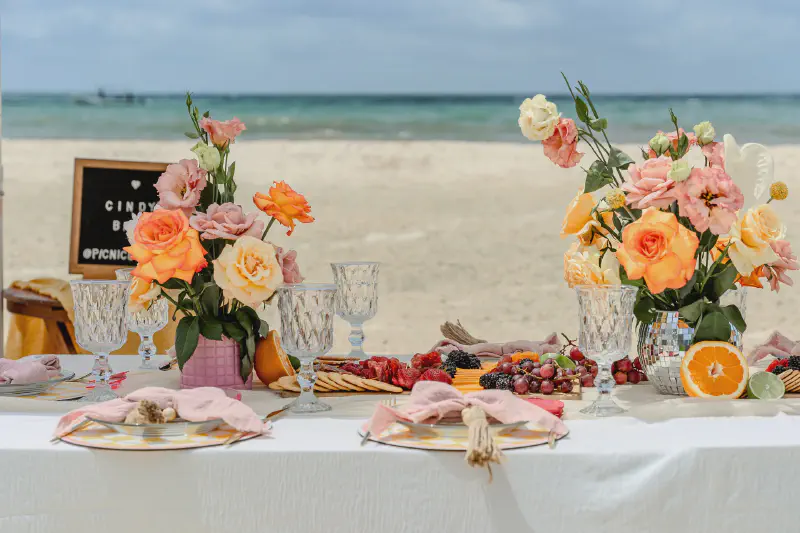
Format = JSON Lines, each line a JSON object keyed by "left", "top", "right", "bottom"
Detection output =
{"left": 553, "top": 354, "right": 577, "bottom": 370}
{"left": 747, "top": 371, "right": 785, "bottom": 400}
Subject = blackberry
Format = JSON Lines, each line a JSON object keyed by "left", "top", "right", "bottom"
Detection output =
{"left": 479, "top": 373, "right": 500, "bottom": 389}
{"left": 445, "top": 350, "right": 481, "bottom": 370}
{"left": 443, "top": 362, "right": 458, "bottom": 378}
{"left": 789, "top": 356, "right": 800, "bottom": 371}
{"left": 518, "top": 358, "right": 535, "bottom": 366}
{"left": 495, "top": 374, "right": 514, "bottom": 391}
{"left": 772, "top": 365, "right": 788, "bottom": 375}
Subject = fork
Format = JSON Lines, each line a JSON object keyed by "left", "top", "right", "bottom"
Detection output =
{"left": 360, "top": 396, "right": 398, "bottom": 446}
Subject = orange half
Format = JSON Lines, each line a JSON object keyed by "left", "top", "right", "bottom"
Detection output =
{"left": 680, "top": 341, "right": 748, "bottom": 398}
{"left": 254, "top": 330, "right": 295, "bottom": 385}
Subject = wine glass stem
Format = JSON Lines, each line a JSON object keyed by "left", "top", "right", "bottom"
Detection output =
{"left": 297, "top": 359, "right": 317, "bottom": 395}
{"left": 348, "top": 322, "right": 366, "bottom": 357}
{"left": 138, "top": 334, "right": 156, "bottom": 368}
{"left": 596, "top": 362, "right": 614, "bottom": 399}
{"left": 92, "top": 353, "right": 113, "bottom": 392}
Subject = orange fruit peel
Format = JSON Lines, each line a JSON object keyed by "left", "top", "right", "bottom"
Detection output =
{"left": 680, "top": 341, "right": 748, "bottom": 399}
{"left": 254, "top": 330, "right": 296, "bottom": 385}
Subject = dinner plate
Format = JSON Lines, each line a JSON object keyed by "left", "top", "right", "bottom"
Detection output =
{"left": 395, "top": 419, "right": 525, "bottom": 438}
{"left": 0, "top": 370, "right": 76, "bottom": 397}
{"left": 86, "top": 417, "right": 224, "bottom": 438}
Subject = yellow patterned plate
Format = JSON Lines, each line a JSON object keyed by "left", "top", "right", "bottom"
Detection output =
{"left": 59, "top": 421, "right": 259, "bottom": 451}
{"left": 28, "top": 381, "right": 89, "bottom": 401}
{"left": 359, "top": 422, "right": 567, "bottom": 451}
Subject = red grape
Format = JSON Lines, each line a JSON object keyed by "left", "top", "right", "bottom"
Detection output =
{"left": 540, "top": 380, "right": 555, "bottom": 395}
{"left": 540, "top": 364, "right": 555, "bottom": 379}
{"left": 513, "top": 377, "right": 530, "bottom": 394}
{"left": 576, "top": 365, "right": 588, "bottom": 377}
{"left": 533, "top": 362, "right": 542, "bottom": 369}
{"left": 531, "top": 367, "right": 542, "bottom": 378}
{"left": 617, "top": 359, "right": 633, "bottom": 373}
{"left": 569, "top": 346, "right": 585, "bottom": 362}
{"left": 544, "top": 357, "right": 556, "bottom": 366}
{"left": 560, "top": 381, "right": 573, "bottom": 393}
{"left": 565, "top": 368, "right": 575, "bottom": 376}
{"left": 499, "top": 355, "right": 513, "bottom": 365}
{"left": 627, "top": 370, "right": 642, "bottom": 384}
{"left": 580, "top": 374, "right": 594, "bottom": 387}
{"left": 614, "top": 371, "right": 628, "bottom": 385}
{"left": 585, "top": 359, "right": 597, "bottom": 367}
{"left": 632, "top": 357, "right": 643, "bottom": 371}
{"left": 499, "top": 362, "right": 514, "bottom": 374}
{"left": 528, "top": 379, "right": 540, "bottom": 393}
{"left": 590, "top": 365, "right": 599, "bottom": 377}
{"left": 520, "top": 361, "right": 535, "bottom": 373}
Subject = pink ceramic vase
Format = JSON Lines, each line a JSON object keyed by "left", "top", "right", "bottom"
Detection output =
{"left": 179, "top": 335, "right": 253, "bottom": 390}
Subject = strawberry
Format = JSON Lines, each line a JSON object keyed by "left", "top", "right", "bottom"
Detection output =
{"left": 766, "top": 358, "right": 790, "bottom": 373}
{"left": 410, "top": 351, "right": 442, "bottom": 370}
{"left": 418, "top": 368, "right": 453, "bottom": 384}
{"left": 394, "top": 367, "right": 422, "bottom": 389}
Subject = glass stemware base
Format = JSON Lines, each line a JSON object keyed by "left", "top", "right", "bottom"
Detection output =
{"left": 579, "top": 363, "right": 626, "bottom": 417}
{"left": 79, "top": 354, "right": 119, "bottom": 403}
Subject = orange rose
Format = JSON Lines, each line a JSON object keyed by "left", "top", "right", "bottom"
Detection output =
{"left": 253, "top": 181, "right": 314, "bottom": 236}
{"left": 561, "top": 192, "right": 595, "bottom": 237}
{"left": 736, "top": 267, "right": 765, "bottom": 289}
{"left": 616, "top": 209, "right": 698, "bottom": 294}
{"left": 123, "top": 209, "right": 208, "bottom": 284}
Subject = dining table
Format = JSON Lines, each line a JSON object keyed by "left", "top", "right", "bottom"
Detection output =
{"left": 0, "top": 353, "right": 798, "bottom": 533}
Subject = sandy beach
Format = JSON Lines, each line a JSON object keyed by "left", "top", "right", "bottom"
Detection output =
{"left": 4, "top": 139, "right": 800, "bottom": 355}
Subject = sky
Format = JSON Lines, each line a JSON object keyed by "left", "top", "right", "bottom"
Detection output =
{"left": 3, "top": 0, "right": 800, "bottom": 94}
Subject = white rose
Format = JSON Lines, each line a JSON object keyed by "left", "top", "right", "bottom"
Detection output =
{"left": 693, "top": 121, "right": 715, "bottom": 146}
{"left": 123, "top": 213, "right": 140, "bottom": 245}
{"left": 191, "top": 141, "right": 222, "bottom": 171}
{"left": 648, "top": 132, "right": 670, "bottom": 156}
{"left": 518, "top": 94, "right": 560, "bottom": 141}
{"left": 667, "top": 160, "right": 692, "bottom": 183}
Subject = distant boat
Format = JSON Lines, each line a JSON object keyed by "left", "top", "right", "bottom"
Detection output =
{"left": 73, "top": 90, "right": 145, "bottom": 106}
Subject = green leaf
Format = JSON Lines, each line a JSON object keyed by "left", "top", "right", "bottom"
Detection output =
{"left": 235, "top": 309, "right": 256, "bottom": 336}
{"left": 634, "top": 292, "right": 656, "bottom": 324}
{"left": 710, "top": 263, "right": 738, "bottom": 301}
{"left": 240, "top": 351, "right": 253, "bottom": 382}
{"left": 288, "top": 355, "right": 301, "bottom": 371}
{"left": 640, "top": 147, "right": 650, "bottom": 160}
{"left": 694, "top": 311, "right": 732, "bottom": 342}
{"left": 589, "top": 118, "right": 608, "bottom": 131}
{"left": 677, "top": 134, "right": 689, "bottom": 158}
{"left": 697, "top": 230, "right": 719, "bottom": 254}
{"left": 199, "top": 318, "right": 223, "bottom": 341}
{"left": 245, "top": 334, "right": 256, "bottom": 362}
{"left": 222, "top": 321, "right": 246, "bottom": 342}
{"left": 200, "top": 284, "right": 221, "bottom": 316}
{"left": 184, "top": 131, "right": 200, "bottom": 139}
{"left": 613, "top": 214, "right": 623, "bottom": 232}
{"left": 679, "top": 299, "right": 706, "bottom": 325}
{"left": 575, "top": 96, "right": 590, "bottom": 123}
{"left": 258, "top": 320, "right": 269, "bottom": 338}
{"left": 175, "top": 316, "right": 200, "bottom": 370}
{"left": 619, "top": 266, "right": 644, "bottom": 288}
{"left": 228, "top": 161, "right": 236, "bottom": 180}
{"left": 584, "top": 160, "right": 614, "bottom": 193}
{"left": 607, "top": 147, "right": 635, "bottom": 169}
{"left": 721, "top": 304, "right": 747, "bottom": 334}
{"left": 678, "top": 271, "right": 699, "bottom": 299}
{"left": 160, "top": 279, "right": 185, "bottom": 290}
{"left": 203, "top": 110, "right": 210, "bottom": 118}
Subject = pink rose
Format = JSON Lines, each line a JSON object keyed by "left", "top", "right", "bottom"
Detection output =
{"left": 189, "top": 203, "right": 265, "bottom": 240}
{"left": 199, "top": 117, "right": 246, "bottom": 148}
{"left": 764, "top": 240, "right": 799, "bottom": 292}
{"left": 542, "top": 118, "right": 583, "bottom": 169}
{"left": 647, "top": 128, "right": 697, "bottom": 158}
{"left": 701, "top": 141, "right": 725, "bottom": 168}
{"left": 154, "top": 159, "right": 207, "bottom": 215}
{"left": 274, "top": 246, "right": 304, "bottom": 284}
{"left": 622, "top": 156, "right": 678, "bottom": 209}
{"left": 677, "top": 167, "right": 744, "bottom": 234}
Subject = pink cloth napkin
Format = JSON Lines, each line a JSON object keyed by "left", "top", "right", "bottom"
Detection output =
{"left": 749, "top": 331, "right": 800, "bottom": 364}
{"left": 364, "top": 381, "right": 568, "bottom": 438}
{"left": 0, "top": 355, "right": 61, "bottom": 384}
{"left": 54, "top": 386, "right": 269, "bottom": 438}
{"left": 431, "top": 333, "right": 562, "bottom": 359}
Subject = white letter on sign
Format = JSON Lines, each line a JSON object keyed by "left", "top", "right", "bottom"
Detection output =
{"left": 112, "top": 220, "right": 121, "bottom": 231}
{"left": 105, "top": 201, "right": 113, "bottom": 212}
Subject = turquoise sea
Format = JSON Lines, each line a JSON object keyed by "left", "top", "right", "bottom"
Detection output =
{"left": 6, "top": 93, "right": 800, "bottom": 144}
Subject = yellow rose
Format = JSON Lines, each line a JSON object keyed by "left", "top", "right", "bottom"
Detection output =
{"left": 213, "top": 236, "right": 283, "bottom": 307}
{"left": 518, "top": 94, "right": 559, "bottom": 141}
{"left": 577, "top": 211, "right": 615, "bottom": 249}
{"left": 564, "top": 242, "right": 620, "bottom": 288}
{"left": 727, "top": 204, "right": 783, "bottom": 274}
{"left": 561, "top": 192, "right": 595, "bottom": 237}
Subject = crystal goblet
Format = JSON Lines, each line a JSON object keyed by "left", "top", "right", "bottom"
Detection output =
{"left": 331, "top": 262, "right": 379, "bottom": 358}
{"left": 278, "top": 283, "right": 337, "bottom": 413}
{"left": 115, "top": 268, "right": 168, "bottom": 370}
{"left": 70, "top": 280, "right": 131, "bottom": 402}
{"left": 575, "top": 285, "right": 637, "bottom": 417}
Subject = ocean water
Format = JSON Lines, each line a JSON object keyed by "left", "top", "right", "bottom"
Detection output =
{"left": 5, "top": 93, "right": 800, "bottom": 144}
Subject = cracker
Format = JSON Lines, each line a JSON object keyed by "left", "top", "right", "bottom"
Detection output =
{"left": 278, "top": 375, "right": 301, "bottom": 392}
{"left": 268, "top": 381, "right": 284, "bottom": 391}
{"left": 327, "top": 372, "right": 361, "bottom": 392}
{"left": 316, "top": 371, "right": 343, "bottom": 391}
{"left": 342, "top": 374, "right": 380, "bottom": 391}
{"left": 360, "top": 378, "right": 403, "bottom": 393}
{"left": 316, "top": 355, "right": 359, "bottom": 362}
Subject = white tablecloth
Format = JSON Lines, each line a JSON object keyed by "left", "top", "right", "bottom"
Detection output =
{"left": 0, "top": 355, "right": 798, "bottom": 533}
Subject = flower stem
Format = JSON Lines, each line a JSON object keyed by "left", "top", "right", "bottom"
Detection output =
{"left": 261, "top": 217, "right": 276, "bottom": 240}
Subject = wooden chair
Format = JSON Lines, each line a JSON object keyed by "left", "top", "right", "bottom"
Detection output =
{"left": 3, "top": 286, "right": 76, "bottom": 354}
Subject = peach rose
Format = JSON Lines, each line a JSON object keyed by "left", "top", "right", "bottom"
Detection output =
{"left": 564, "top": 242, "right": 620, "bottom": 288}
{"left": 560, "top": 192, "right": 595, "bottom": 237}
{"left": 189, "top": 203, "right": 264, "bottom": 240}
{"left": 124, "top": 209, "right": 208, "bottom": 284}
{"left": 154, "top": 159, "right": 207, "bottom": 215}
{"left": 616, "top": 209, "right": 698, "bottom": 294}
{"left": 213, "top": 236, "right": 283, "bottom": 306}
{"left": 542, "top": 118, "right": 583, "bottom": 169}
{"left": 253, "top": 181, "right": 314, "bottom": 236}
{"left": 199, "top": 117, "right": 246, "bottom": 148}
{"left": 727, "top": 204, "right": 783, "bottom": 274}
{"left": 128, "top": 276, "right": 162, "bottom": 313}
{"left": 577, "top": 211, "right": 615, "bottom": 249}
{"left": 622, "top": 156, "right": 678, "bottom": 210}
{"left": 275, "top": 246, "right": 304, "bottom": 284}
